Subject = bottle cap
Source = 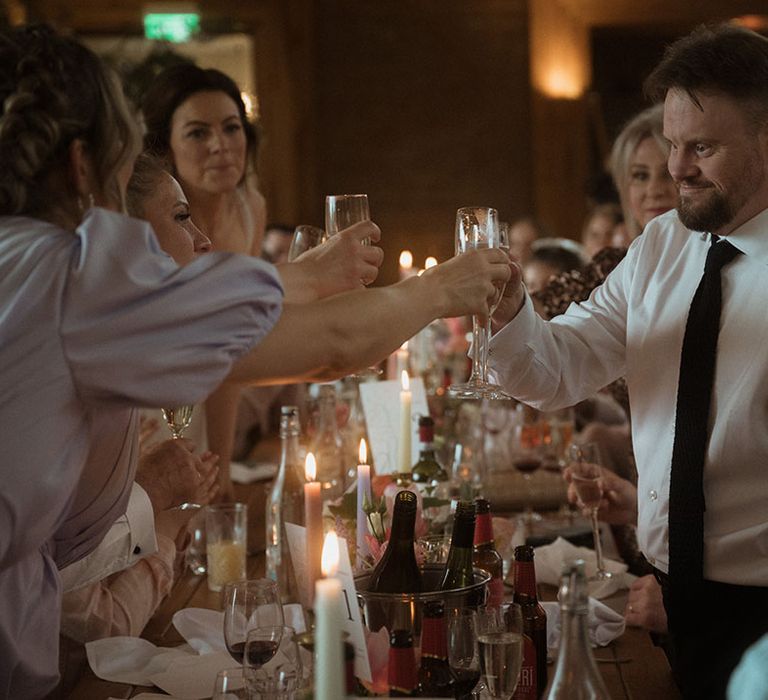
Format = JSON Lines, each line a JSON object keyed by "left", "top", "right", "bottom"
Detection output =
{"left": 389, "top": 629, "right": 414, "bottom": 647}
{"left": 514, "top": 544, "right": 535, "bottom": 561}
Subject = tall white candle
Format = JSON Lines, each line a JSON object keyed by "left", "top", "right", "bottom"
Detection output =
{"left": 399, "top": 370, "right": 412, "bottom": 474}
{"left": 356, "top": 439, "right": 371, "bottom": 566}
{"left": 304, "top": 453, "right": 323, "bottom": 607}
{"left": 314, "top": 533, "right": 344, "bottom": 700}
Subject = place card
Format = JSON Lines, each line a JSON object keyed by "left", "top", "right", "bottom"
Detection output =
{"left": 286, "top": 524, "right": 372, "bottom": 682}
{"left": 359, "top": 377, "right": 429, "bottom": 474}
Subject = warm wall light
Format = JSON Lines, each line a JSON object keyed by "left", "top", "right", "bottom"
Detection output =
{"left": 529, "top": 0, "right": 590, "bottom": 100}
{"left": 731, "top": 15, "right": 768, "bottom": 31}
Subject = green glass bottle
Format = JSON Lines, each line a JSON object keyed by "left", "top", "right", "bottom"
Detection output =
{"left": 439, "top": 501, "right": 476, "bottom": 590}
{"left": 411, "top": 416, "right": 448, "bottom": 485}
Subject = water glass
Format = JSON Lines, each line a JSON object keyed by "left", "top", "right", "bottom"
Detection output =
{"left": 475, "top": 603, "right": 524, "bottom": 699}
{"left": 212, "top": 667, "right": 248, "bottom": 700}
{"left": 206, "top": 503, "right": 247, "bottom": 592}
{"left": 287, "top": 224, "right": 326, "bottom": 262}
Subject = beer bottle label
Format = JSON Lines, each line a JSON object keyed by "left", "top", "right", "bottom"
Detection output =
{"left": 513, "top": 634, "right": 537, "bottom": 699}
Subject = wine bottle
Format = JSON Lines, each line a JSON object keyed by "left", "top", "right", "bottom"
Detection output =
{"left": 513, "top": 545, "right": 548, "bottom": 700}
{"left": 309, "top": 384, "right": 346, "bottom": 499}
{"left": 388, "top": 629, "right": 420, "bottom": 697}
{"left": 411, "top": 416, "right": 449, "bottom": 485}
{"left": 543, "top": 560, "right": 611, "bottom": 699}
{"left": 473, "top": 498, "right": 504, "bottom": 607}
{"left": 418, "top": 601, "right": 454, "bottom": 697}
{"left": 265, "top": 406, "right": 304, "bottom": 602}
{"left": 440, "top": 501, "right": 476, "bottom": 590}
{"left": 368, "top": 490, "right": 422, "bottom": 593}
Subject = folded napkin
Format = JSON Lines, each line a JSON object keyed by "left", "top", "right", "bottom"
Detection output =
{"left": 148, "top": 651, "right": 234, "bottom": 699}
{"left": 230, "top": 461, "right": 277, "bottom": 484}
{"left": 172, "top": 603, "right": 308, "bottom": 655}
{"left": 542, "top": 597, "right": 625, "bottom": 649}
{"left": 532, "top": 537, "right": 635, "bottom": 599}
{"left": 86, "top": 637, "right": 189, "bottom": 686}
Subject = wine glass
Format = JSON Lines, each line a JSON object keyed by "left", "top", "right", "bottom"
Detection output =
{"left": 244, "top": 625, "right": 303, "bottom": 697}
{"left": 161, "top": 404, "right": 194, "bottom": 439}
{"left": 475, "top": 603, "right": 524, "bottom": 699}
{"left": 446, "top": 608, "right": 481, "bottom": 700}
{"left": 287, "top": 225, "right": 326, "bottom": 262}
{"left": 569, "top": 443, "right": 612, "bottom": 581}
{"left": 242, "top": 625, "right": 284, "bottom": 673}
{"left": 511, "top": 404, "right": 544, "bottom": 525}
{"left": 325, "top": 193, "right": 382, "bottom": 377}
{"left": 223, "top": 579, "right": 285, "bottom": 664}
{"left": 325, "top": 193, "right": 370, "bottom": 242}
{"left": 448, "top": 206, "right": 511, "bottom": 401}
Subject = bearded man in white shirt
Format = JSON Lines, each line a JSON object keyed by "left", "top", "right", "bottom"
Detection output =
{"left": 488, "top": 24, "right": 768, "bottom": 700}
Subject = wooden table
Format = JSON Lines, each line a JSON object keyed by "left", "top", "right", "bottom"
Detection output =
{"left": 68, "top": 558, "right": 680, "bottom": 698}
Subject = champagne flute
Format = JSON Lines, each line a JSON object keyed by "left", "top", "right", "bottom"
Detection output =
{"left": 449, "top": 206, "right": 511, "bottom": 401}
{"left": 287, "top": 224, "right": 326, "bottom": 262}
{"left": 569, "top": 443, "right": 613, "bottom": 581}
{"left": 446, "top": 608, "right": 481, "bottom": 700}
{"left": 161, "top": 404, "right": 194, "bottom": 439}
{"left": 325, "top": 193, "right": 383, "bottom": 376}
{"left": 475, "top": 603, "right": 524, "bottom": 700}
{"left": 223, "top": 579, "right": 285, "bottom": 664}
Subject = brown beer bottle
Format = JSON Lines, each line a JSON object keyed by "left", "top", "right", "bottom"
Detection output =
{"left": 418, "top": 601, "right": 454, "bottom": 697}
{"left": 388, "top": 629, "right": 420, "bottom": 697}
{"left": 512, "top": 545, "right": 548, "bottom": 700}
{"left": 473, "top": 498, "right": 504, "bottom": 607}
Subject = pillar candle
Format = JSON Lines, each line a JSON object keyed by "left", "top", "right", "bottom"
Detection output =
{"left": 304, "top": 453, "right": 323, "bottom": 607}
{"left": 399, "top": 370, "right": 412, "bottom": 473}
{"left": 314, "top": 532, "right": 344, "bottom": 700}
{"left": 356, "top": 439, "right": 371, "bottom": 565}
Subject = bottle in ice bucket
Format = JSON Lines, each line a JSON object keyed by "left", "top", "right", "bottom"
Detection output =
{"left": 473, "top": 498, "right": 504, "bottom": 607}
{"left": 543, "top": 559, "right": 611, "bottom": 699}
{"left": 388, "top": 629, "right": 419, "bottom": 697}
{"left": 513, "top": 544, "right": 548, "bottom": 699}
{"left": 265, "top": 405, "right": 304, "bottom": 602}
{"left": 440, "top": 500, "right": 476, "bottom": 590}
{"left": 368, "top": 490, "right": 422, "bottom": 593}
{"left": 418, "top": 601, "right": 454, "bottom": 697}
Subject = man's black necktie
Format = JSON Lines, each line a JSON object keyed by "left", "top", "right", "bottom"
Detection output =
{"left": 668, "top": 236, "right": 742, "bottom": 586}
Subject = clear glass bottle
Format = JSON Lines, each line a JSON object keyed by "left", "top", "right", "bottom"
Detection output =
{"left": 543, "top": 560, "right": 612, "bottom": 700}
{"left": 310, "top": 384, "right": 346, "bottom": 499}
{"left": 265, "top": 406, "right": 304, "bottom": 602}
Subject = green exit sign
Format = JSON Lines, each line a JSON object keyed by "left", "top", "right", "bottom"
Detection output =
{"left": 144, "top": 12, "right": 200, "bottom": 42}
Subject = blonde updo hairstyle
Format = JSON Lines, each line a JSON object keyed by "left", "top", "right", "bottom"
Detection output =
{"left": 0, "top": 24, "right": 141, "bottom": 220}
{"left": 607, "top": 103, "right": 668, "bottom": 237}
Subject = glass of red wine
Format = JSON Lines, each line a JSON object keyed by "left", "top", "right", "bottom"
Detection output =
{"left": 244, "top": 625, "right": 303, "bottom": 697}
{"left": 447, "top": 608, "right": 481, "bottom": 699}
{"left": 511, "top": 404, "right": 545, "bottom": 525}
{"left": 223, "top": 579, "right": 284, "bottom": 664}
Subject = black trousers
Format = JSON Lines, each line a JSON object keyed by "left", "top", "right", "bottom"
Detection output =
{"left": 654, "top": 569, "right": 768, "bottom": 700}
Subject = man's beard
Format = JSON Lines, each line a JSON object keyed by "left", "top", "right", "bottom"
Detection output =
{"left": 677, "top": 188, "right": 735, "bottom": 233}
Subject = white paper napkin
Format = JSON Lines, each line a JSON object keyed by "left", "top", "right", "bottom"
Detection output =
{"left": 230, "top": 461, "right": 277, "bottom": 484}
{"left": 533, "top": 537, "right": 635, "bottom": 599}
{"left": 148, "top": 650, "right": 234, "bottom": 699}
{"left": 86, "top": 637, "right": 190, "bottom": 685}
{"left": 172, "top": 604, "right": 307, "bottom": 655}
{"left": 542, "top": 597, "right": 626, "bottom": 649}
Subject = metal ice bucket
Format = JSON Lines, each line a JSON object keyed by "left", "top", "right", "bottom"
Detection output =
{"left": 354, "top": 563, "right": 490, "bottom": 639}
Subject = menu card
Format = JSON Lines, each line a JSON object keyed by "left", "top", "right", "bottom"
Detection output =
{"left": 285, "top": 524, "right": 372, "bottom": 682}
{"left": 359, "top": 377, "right": 429, "bottom": 474}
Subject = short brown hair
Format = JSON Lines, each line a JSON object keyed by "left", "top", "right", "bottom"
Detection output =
{"left": 645, "top": 24, "right": 768, "bottom": 126}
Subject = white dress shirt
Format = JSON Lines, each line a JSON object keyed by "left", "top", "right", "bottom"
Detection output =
{"left": 489, "top": 207, "right": 768, "bottom": 585}
{"left": 58, "top": 483, "right": 156, "bottom": 593}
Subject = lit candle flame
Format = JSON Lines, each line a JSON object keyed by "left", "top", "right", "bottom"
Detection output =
{"left": 425, "top": 256, "right": 438, "bottom": 269}
{"left": 321, "top": 531, "right": 340, "bottom": 577}
{"left": 399, "top": 250, "right": 413, "bottom": 269}
{"left": 305, "top": 452, "right": 317, "bottom": 481}
{"left": 359, "top": 438, "right": 368, "bottom": 464}
{"left": 401, "top": 370, "right": 410, "bottom": 391}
